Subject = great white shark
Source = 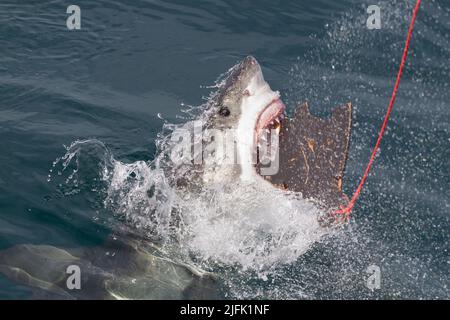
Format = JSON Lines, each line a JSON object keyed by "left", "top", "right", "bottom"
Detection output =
{"left": 0, "top": 56, "right": 352, "bottom": 299}
{"left": 170, "top": 55, "right": 352, "bottom": 216}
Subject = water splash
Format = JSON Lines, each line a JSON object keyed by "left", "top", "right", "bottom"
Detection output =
{"left": 111, "top": 124, "right": 325, "bottom": 272}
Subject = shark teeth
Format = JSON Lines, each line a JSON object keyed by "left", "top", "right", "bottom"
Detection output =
{"left": 257, "top": 114, "right": 284, "bottom": 149}
{"left": 266, "top": 115, "right": 283, "bottom": 134}
{"left": 254, "top": 98, "right": 286, "bottom": 158}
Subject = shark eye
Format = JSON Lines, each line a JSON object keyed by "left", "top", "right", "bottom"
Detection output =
{"left": 218, "top": 106, "right": 231, "bottom": 117}
{"left": 243, "top": 89, "right": 251, "bottom": 96}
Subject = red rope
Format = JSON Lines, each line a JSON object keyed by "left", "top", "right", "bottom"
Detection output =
{"left": 334, "top": 0, "right": 422, "bottom": 220}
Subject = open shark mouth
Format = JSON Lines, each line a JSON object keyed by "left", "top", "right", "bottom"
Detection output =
{"left": 255, "top": 98, "right": 286, "bottom": 147}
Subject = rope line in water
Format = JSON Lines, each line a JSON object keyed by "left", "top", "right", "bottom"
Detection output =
{"left": 334, "top": 0, "right": 422, "bottom": 220}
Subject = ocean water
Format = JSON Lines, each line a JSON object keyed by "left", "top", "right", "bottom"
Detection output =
{"left": 0, "top": 0, "right": 449, "bottom": 299}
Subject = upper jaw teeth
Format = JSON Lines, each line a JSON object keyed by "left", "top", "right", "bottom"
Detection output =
{"left": 258, "top": 113, "right": 284, "bottom": 143}
{"left": 268, "top": 115, "right": 283, "bottom": 131}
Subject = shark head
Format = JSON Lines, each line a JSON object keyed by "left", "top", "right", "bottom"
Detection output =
{"left": 205, "top": 56, "right": 285, "bottom": 182}
{"left": 165, "top": 56, "right": 352, "bottom": 224}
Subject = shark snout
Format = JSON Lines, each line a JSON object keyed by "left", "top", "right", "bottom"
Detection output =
{"left": 241, "top": 56, "right": 259, "bottom": 67}
{"left": 240, "top": 56, "right": 262, "bottom": 79}
{"left": 232, "top": 56, "right": 263, "bottom": 89}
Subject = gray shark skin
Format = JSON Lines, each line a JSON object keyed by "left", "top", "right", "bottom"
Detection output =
{"left": 208, "top": 56, "right": 262, "bottom": 132}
